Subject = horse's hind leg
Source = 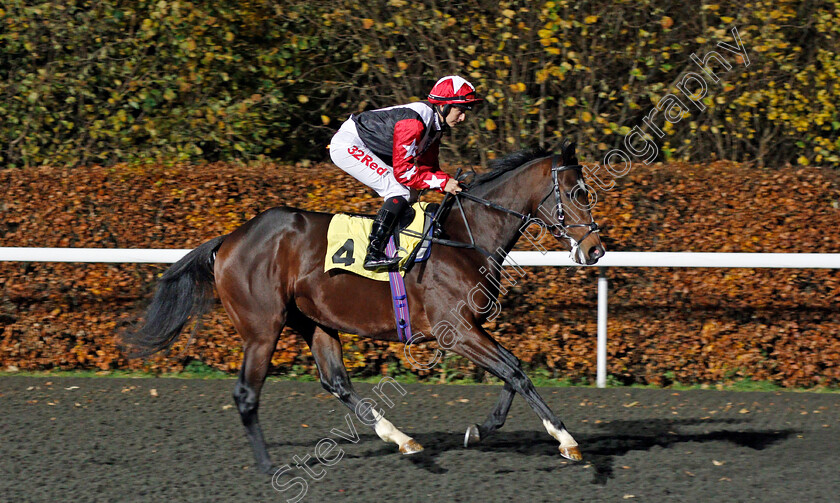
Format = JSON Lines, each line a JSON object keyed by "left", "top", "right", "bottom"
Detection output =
{"left": 453, "top": 326, "right": 582, "bottom": 461}
{"left": 232, "top": 320, "right": 283, "bottom": 474}
{"left": 304, "top": 325, "right": 423, "bottom": 455}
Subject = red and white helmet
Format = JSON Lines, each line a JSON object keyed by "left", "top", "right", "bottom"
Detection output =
{"left": 427, "top": 76, "right": 483, "bottom": 108}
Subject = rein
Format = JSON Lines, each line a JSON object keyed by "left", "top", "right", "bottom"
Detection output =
{"left": 399, "top": 155, "right": 600, "bottom": 264}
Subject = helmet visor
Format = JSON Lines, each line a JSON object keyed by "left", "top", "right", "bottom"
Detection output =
{"left": 428, "top": 89, "right": 483, "bottom": 105}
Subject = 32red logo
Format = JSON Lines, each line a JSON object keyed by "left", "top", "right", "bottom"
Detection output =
{"left": 347, "top": 145, "right": 387, "bottom": 175}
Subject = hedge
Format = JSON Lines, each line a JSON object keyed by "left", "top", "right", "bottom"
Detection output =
{"left": 1, "top": 160, "right": 838, "bottom": 387}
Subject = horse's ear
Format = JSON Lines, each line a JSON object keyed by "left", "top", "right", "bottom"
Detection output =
{"left": 561, "top": 139, "right": 578, "bottom": 165}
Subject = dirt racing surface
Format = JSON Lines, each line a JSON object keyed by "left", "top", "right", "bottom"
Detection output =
{"left": 2, "top": 377, "right": 839, "bottom": 503}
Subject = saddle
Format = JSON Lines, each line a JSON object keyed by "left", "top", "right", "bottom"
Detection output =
{"left": 324, "top": 202, "right": 438, "bottom": 282}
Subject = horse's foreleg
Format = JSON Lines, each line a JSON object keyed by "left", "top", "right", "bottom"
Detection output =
{"left": 453, "top": 328, "right": 582, "bottom": 461}
{"left": 307, "top": 326, "right": 423, "bottom": 455}
{"left": 464, "top": 382, "right": 515, "bottom": 447}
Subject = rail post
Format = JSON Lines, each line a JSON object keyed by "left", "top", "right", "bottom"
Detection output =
{"left": 596, "top": 269, "right": 608, "bottom": 388}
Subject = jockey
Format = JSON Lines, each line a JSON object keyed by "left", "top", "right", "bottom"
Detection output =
{"left": 330, "top": 75, "right": 483, "bottom": 271}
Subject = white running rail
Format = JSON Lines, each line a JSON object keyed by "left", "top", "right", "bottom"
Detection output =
{"left": 3, "top": 247, "right": 839, "bottom": 387}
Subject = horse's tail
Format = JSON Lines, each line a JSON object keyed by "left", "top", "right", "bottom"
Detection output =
{"left": 122, "top": 235, "right": 226, "bottom": 358}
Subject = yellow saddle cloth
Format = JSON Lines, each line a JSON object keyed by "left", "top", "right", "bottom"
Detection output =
{"left": 324, "top": 202, "right": 430, "bottom": 281}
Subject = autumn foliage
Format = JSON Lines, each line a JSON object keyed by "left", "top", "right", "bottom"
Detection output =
{"left": 3, "top": 1, "right": 840, "bottom": 168}
{"left": 1, "top": 160, "right": 838, "bottom": 387}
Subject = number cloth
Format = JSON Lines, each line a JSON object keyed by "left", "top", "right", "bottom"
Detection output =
{"left": 324, "top": 202, "right": 431, "bottom": 281}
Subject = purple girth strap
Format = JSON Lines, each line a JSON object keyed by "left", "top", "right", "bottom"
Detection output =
{"left": 385, "top": 236, "right": 412, "bottom": 343}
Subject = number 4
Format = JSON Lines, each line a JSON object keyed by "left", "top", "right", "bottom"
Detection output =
{"left": 331, "top": 239, "right": 355, "bottom": 266}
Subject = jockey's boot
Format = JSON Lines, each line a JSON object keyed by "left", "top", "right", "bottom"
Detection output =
{"left": 364, "top": 196, "right": 408, "bottom": 271}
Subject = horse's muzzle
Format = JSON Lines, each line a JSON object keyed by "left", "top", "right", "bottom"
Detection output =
{"left": 589, "top": 244, "right": 605, "bottom": 261}
{"left": 583, "top": 243, "right": 605, "bottom": 265}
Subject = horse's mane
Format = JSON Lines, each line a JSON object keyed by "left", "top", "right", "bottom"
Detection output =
{"left": 471, "top": 147, "right": 550, "bottom": 186}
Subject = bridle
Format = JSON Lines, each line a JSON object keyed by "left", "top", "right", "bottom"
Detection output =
{"left": 403, "top": 155, "right": 600, "bottom": 262}
{"left": 456, "top": 155, "right": 600, "bottom": 252}
{"left": 537, "top": 155, "right": 601, "bottom": 247}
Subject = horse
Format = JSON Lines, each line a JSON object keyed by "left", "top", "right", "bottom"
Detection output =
{"left": 123, "top": 141, "right": 605, "bottom": 474}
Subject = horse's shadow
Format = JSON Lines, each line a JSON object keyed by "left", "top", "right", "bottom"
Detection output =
{"left": 380, "top": 418, "right": 795, "bottom": 482}
{"left": 267, "top": 418, "right": 795, "bottom": 483}
{"left": 575, "top": 418, "right": 795, "bottom": 484}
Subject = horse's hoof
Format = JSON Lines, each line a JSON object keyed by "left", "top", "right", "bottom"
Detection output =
{"left": 559, "top": 445, "right": 583, "bottom": 461}
{"left": 464, "top": 424, "right": 480, "bottom": 447}
{"left": 399, "top": 439, "right": 424, "bottom": 455}
{"left": 259, "top": 463, "right": 277, "bottom": 475}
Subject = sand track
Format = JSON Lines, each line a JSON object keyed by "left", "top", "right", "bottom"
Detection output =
{"left": 2, "top": 377, "right": 838, "bottom": 502}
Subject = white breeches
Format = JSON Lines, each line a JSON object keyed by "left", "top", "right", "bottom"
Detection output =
{"left": 330, "top": 120, "right": 411, "bottom": 201}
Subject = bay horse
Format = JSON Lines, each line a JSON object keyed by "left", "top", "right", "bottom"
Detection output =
{"left": 124, "top": 142, "right": 605, "bottom": 473}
